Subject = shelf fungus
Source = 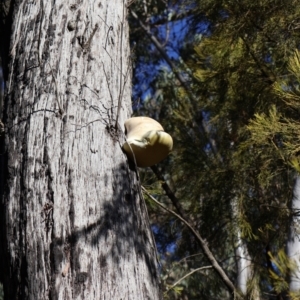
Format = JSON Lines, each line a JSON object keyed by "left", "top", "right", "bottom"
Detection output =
{"left": 123, "top": 117, "right": 173, "bottom": 168}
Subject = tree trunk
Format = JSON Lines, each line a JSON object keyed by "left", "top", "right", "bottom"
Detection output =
{"left": 231, "top": 198, "right": 260, "bottom": 299}
{"left": 235, "top": 231, "right": 252, "bottom": 294}
{"left": 0, "top": 0, "right": 161, "bottom": 299}
{"left": 287, "top": 176, "right": 300, "bottom": 294}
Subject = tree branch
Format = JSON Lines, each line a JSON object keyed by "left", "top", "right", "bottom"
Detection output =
{"left": 142, "top": 186, "right": 238, "bottom": 296}
{"left": 241, "top": 36, "right": 276, "bottom": 84}
{"left": 164, "top": 265, "right": 213, "bottom": 295}
{"left": 130, "top": 9, "right": 222, "bottom": 162}
{"left": 150, "top": 165, "right": 186, "bottom": 218}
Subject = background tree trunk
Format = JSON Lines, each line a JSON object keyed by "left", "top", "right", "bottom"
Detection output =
{"left": 287, "top": 176, "right": 300, "bottom": 294}
{"left": 0, "top": 0, "right": 161, "bottom": 299}
{"left": 231, "top": 198, "right": 260, "bottom": 299}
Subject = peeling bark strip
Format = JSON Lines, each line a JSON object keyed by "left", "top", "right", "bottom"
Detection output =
{"left": 0, "top": 0, "right": 161, "bottom": 299}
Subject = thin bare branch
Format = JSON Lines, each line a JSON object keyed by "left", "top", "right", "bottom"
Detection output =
{"left": 164, "top": 266, "right": 213, "bottom": 295}
{"left": 130, "top": 9, "right": 222, "bottom": 162}
{"left": 150, "top": 165, "right": 186, "bottom": 218}
{"left": 142, "top": 186, "right": 238, "bottom": 296}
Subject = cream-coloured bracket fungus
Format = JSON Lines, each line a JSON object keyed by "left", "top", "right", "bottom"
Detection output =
{"left": 123, "top": 117, "right": 173, "bottom": 168}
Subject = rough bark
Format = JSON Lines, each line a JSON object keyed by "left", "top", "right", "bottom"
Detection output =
{"left": 287, "top": 176, "right": 300, "bottom": 293}
{"left": 0, "top": 0, "right": 161, "bottom": 299}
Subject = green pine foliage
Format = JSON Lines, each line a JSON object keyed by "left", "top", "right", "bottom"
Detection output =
{"left": 130, "top": 0, "right": 300, "bottom": 298}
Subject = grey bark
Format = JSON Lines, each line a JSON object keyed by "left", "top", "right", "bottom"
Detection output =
{"left": 231, "top": 198, "right": 260, "bottom": 299}
{"left": 287, "top": 176, "right": 300, "bottom": 293}
{"left": 0, "top": 0, "right": 161, "bottom": 299}
{"left": 235, "top": 230, "right": 252, "bottom": 295}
